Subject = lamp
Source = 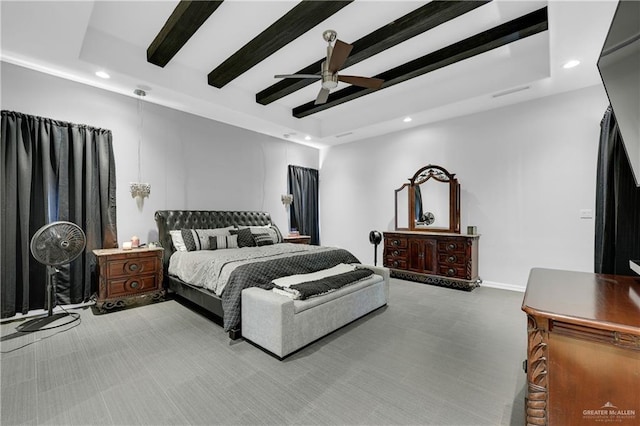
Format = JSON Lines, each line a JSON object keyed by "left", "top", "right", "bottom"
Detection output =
{"left": 281, "top": 194, "right": 293, "bottom": 206}
{"left": 130, "top": 88, "right": 150, "bottom": 200}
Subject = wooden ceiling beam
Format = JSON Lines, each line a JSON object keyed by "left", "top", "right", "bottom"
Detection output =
{"left": 292, "top": 7, "right": 548, "bottom": 119}
{"left": 208, "top": 1, "right": 353, "bottom": 88}
{"left": 147, "top": 1, "right": 224, "bottom": 68}
{"left": 256, "top": 0, "right": 492, "bottom": 106}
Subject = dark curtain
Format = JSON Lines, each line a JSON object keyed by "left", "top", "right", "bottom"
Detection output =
{"left": 594, "top": 106, "right": 640, "bottom": 275}
{"left": 1, "top": 110, "right": 118, "bottom": 318}
{"left": 288, "top": 165, "right": 320, "bottom": 245}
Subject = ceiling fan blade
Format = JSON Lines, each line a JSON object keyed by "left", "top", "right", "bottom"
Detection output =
{"left": 328, "top": 40, "right": 353, "bottom": 73}
{"left": 338, "top": 75, "right": 384, "bottom": 90}
{"left": 275, "top": 74, "right": 321, "bottom": 79}
{"left": 314, "top": 88, "right": 330, "bottom": 105}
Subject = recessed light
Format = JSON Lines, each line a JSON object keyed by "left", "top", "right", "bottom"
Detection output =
{"left": 563, "top": 60, "right": 580, "bottom": 69}
{"left": 403, "top": 117, "right": 412, "bottom": 123}
{"left": 95, "top": 71, "right": 110, "bottom": 79}
{"left": 304, "top": 136, "right": 311, "bottom": 141}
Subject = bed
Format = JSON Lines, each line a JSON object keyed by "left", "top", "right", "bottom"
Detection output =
{"left": 155, "top": 210, "right": 389, "bottom": 356}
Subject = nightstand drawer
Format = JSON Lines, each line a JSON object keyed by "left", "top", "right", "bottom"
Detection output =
{"left": 107, "top": 257, "right": 157, "bottom": 278}
{"left": 283, "top": 235, "right": 311, "bottom": 244}
{"left": 106, "top": 274, "right": 159, "bottom": 298}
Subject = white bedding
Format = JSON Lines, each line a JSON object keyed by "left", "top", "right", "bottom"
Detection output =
{"left": 168, "top": 244, "right": 336, "bottom": 295}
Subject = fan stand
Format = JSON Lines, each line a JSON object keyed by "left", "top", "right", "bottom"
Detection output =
{"left": 16, "top": 266, "right": 78, "bottom": 333}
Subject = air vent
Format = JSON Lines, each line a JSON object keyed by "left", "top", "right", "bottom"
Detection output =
{"left": 492, "top": 86, "right": 530, "bottom": 98}
{"left": 335, "top": 132, "right": 353, "bottom": 138}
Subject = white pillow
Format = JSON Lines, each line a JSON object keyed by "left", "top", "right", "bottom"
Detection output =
{"left": 170, "top": 230, "right": 187, "bottom": 252}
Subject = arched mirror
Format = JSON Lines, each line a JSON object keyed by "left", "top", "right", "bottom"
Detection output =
{"left": 394, "top": 164, "right": 460, "bottom": 233}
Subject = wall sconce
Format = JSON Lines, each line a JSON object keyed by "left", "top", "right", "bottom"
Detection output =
{"left": 281, "top": 194, "right": 293, "bottom": 205}
{"left": 130, "top": 182, "right": 151, "bottom": 199}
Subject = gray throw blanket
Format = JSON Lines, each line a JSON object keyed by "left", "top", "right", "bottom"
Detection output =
{"left": 221, "top": 248, "right": 360, "bottom": 331}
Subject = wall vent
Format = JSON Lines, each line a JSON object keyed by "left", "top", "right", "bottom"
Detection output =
{"left": 492, "top": 86, "right": 530, "bottom": 98}
{"left": 335, "top": 132, "right": 354, "bottom": 138}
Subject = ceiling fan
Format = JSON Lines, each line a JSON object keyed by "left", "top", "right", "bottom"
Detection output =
{"left": 275, "top": 30, "right": 385, "bottom": 105}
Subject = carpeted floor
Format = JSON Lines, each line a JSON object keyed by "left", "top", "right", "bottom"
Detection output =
{"left": 1, "top": 278, "right": 527, "bottom": 425}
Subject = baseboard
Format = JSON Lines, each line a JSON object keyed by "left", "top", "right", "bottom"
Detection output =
{"left": 481, "top": 280, "right": 525, "bottom": 293}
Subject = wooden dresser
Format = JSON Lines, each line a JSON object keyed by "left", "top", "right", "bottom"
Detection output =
{"left": 522, "top": 268, "right": 640, "bottom": 425}
{"left": 93, "top": 247, "right": 164, "bottom": 312}
{"left": 383, "top": 231, "right": 480, "bottom": 290}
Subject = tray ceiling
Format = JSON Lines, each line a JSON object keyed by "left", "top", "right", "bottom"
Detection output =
{"left": 0, "top": 1, "right": 618, "bottom": 147}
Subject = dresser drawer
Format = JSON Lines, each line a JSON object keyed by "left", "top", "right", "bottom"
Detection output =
{"left": 438, "top": 253, "right": 466, "bottom": 266}
{"left": 385, "top": 258, "right": 407, "bottom": 269}
{"left": 386, "top": 237, "right": 408, "bottom": 249}
{"left": 386, "top": 248, "right": 407, "bottom": 259}
{"left": 105, "top": 274, "right": 159, "bottom": 298}
{"left": 438, "top": 239, "right": 466, "bottom": 253}
{"left": 438, "top": 265, "right": 468, "bottom": 279}
{"left": 107, "top": 257, "right": 157, "bottom": 278}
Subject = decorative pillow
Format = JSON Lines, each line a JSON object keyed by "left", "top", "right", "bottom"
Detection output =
{"left": 208, "top": 234, "right": 239, "bottom": 250}
{"left": 253, "top": 232, "right": 274, "bottom": 247}
{"left": 270, "top": 224, "right": 284, "bottom": 243}
{"left": 169, "top": 230, "right": 187, "bottom": 252}
{"left": 180, "top": 227, "right": 235, "bottom": 251}
{"left": 181, "top": 229, "right": 201, "bottom": 251}
{"left": 238, "top": 225, "right": 282, "bottom": 244}
{"left": 230, "top": 228, "right": 255, "bottom": 247}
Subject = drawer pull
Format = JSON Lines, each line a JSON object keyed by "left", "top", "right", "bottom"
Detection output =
{"left": 393, "top": 261, "right": 399, "bottom": 267}
{"left": 393, "top": 250, "right": 399, "bottom": 256}
{"left": 447, "top": 268, "right": 456, "bottom": 276}
{"left": 130, "top": 281, "right": 140, "bottom": 289}
{"left": 392, "top": 240, "right": 400, "bottom": 246}
{"left": 128, "top": 263, "right": 139, "bottom": 272}
{"left": 447, "top": 243, "right": 457, "bottom": 250}
{"left": 448, "top": 255, "right": 457, "bottom": 263}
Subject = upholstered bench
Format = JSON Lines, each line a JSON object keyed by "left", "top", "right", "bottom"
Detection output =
{"left": 241, "top": 265, "right": 389, "bottom": 358}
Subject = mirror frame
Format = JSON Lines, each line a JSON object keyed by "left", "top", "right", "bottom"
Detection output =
{"left": 407, "top": 164, "right": 461, "bottom": 233}
{"left": 394, "top": 183, "right": 411, "bottom": 230}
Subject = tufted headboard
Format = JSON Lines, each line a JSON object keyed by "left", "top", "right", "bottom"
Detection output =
{"left": 154, "top": 210, "right": 274, "bottom": 271}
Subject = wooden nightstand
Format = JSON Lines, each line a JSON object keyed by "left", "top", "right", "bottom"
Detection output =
{"left": 93, "top": 247, "right": 164, "bottom": 312}
{"left": 283, "top": 235, "right": 311, "bottom": 245}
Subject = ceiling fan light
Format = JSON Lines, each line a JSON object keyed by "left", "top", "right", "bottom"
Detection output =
{"left": 322, "top": 80, "right": 338, "bottom": 89}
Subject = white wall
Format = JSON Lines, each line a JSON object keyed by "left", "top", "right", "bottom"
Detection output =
{"left": 320, "top": 85, "right": 610, "bottom": 290}
{"left": 1, "top": 62, "right": 318, "bottom": 245}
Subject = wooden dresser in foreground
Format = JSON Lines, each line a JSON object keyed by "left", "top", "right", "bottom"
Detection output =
{"left": 383, "top": 231, "right": 480, "bottom": 290}
{"left": 93, "top": 247, "right": 164, "bottom": 312}
{"left": 522, "top": 268, "right": 640, "bottom": 426}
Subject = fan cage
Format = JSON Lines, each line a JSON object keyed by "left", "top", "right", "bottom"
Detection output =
{"left": 30, "top": 221, "right": 86, "bottom": 267}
